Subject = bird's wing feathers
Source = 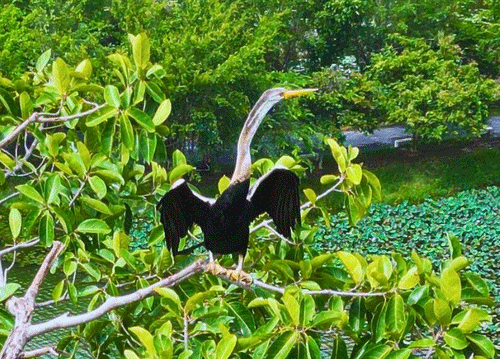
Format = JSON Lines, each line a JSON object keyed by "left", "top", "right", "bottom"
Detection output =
{"left": 248, "top": 167, "right": 301, "bottom": 238}
{"left": 157, "top": 179, "right": 211, "bottom": 255}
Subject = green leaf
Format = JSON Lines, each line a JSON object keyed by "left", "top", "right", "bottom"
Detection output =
{"left": 464, "top": 273, "right": 489, "bottom": 297}
{"left": 440, "top": 267, "right": 461, "bottom": 307}
{"left": 152, "top": 99, "right": 172, "bottom": 125}
{"left": 104, "top": 85, "right": 121, "bottom": 109}
{"left": 119, "top": 114, "right": 135, "bottom": 150}
{"left": 215, "top": 334, "right": 237, "bottom": 359}
{"left": 325, "top": 138, "right": 346, "bottom": 172}
{"left": 45, "top": 174, "right": 61, "bottom": 205}
{"left": 385, "top": 349, "right": 411, "bottom": 359}
{"left": 9, "top": 208, "right": 22, "bottom": 239}
{"left": 218, "top": 175, "right": 231, "bottom": 194}
{"left": 123, "top": 350, "right": 140, "bottom": 359}
{"left": 139, "top": 130, "right": 157, "bottom": 164}
{"left": 19, "top": 92, "right": 32, "bottom": 119}
{"left": 283, "top": 292, "right": 300, "bottom": 326}
{"left": 434, "top": 297, "right": 451, "bottom": 326}
{"left": 447, "top": 233, "right": 462, "bottom": 259}
{"left": 398, "top": 266, "right": 419, "bottom": 290}
{"left": 112, "top": 231, "right": 130, "bottom": 258}
{"left": 169, "top": 164, "right": 194, "bottom": 184}
{"left": 0, "top": 283, "right": 21, "bottom": 302}
{"left": 36, "top": 49, "right": 52, "bottom": 72}
{"left": 52, "top": 58, "right": 70, "bottom": 95}
{"left": 362, "top": 169, "right": 381, "bottom": 201}
{"left": 346, "top": 164, "right": 363, "bottom": 185}
{"left": 266, "top": 331, "right": 298, "bottom": 359}
{"left": 86, "top": 105, "right": 117, "bottom": 127}
{"left": 74, "top": 59, "right": 92, "bottom": 78}
{"left": 39, "top": 212, "right": 54, "bottom": 246}
{"left": 444, "top": 328, "right": 468, "bottom": 350}
{"left": 154, "top": 287, "right": 181, "bottom": 309}
{"left": 0, "top": 151, "right": 16, "bottom": 169}
{"left": 466, "top": 334, "right": 495, "bottom": 358}
{"left": 77, "top": 219, "right": 111, "bottom": 235}
{"left": 226, "top": 301, "right": 255, "bottom": 336}
{"left": 320, "top": 174, "right": 339, "bottom": 185}
{"left": 16, "top": 184, "right": 45, "bottom": 205}
{"left": 361, "top": 344, "right": 392, "bottom": 359}
{"left": 172, "top": 149, "right": 187, "bottom": 167}
{"left": 337, "top": 251, "right": 363, "bottom": 283}
{"left": 89, "top": 175, "right": 107, "bottom": 199}
{"left": 129, "top": 33, "right": 150, "bottom": 70}
{"left": 129, "top": 326, "right": 156, "bottom": 357}
{"left": 52, "top": 279, "right": 65, "bottom": 302}
{"left": 330, "top": 335, "right": 348, "bottom": 359}
{"left": 62, "top": 152, "right": 86, "bottom": 178}
{"left": 128, "top": 107, "right": 155, "bottom": 132}
{"left": 386, "top": 294, "right": 406, "bottom": 340}
{"left": 80, "top": 196, "right": 112, "bottom": 215}
{"left": 303, "top": 188, "right": 317, "bottom": 204}
{"left": 456, "top": 308, "right": 488, "bottom": 333}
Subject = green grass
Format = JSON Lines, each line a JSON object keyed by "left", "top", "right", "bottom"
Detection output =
{"left": 364, "top": 146, "right": 500, "bottom": 205}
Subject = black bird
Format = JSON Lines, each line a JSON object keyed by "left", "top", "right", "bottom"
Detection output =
{"left": 157, "top": 88, "right": 316, "bottom": 278}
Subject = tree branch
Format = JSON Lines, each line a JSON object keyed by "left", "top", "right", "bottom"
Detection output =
{"left": 27, "top": 259, "right": 207, "bottom": 339}
{"left": 0, "top": 104, "right": 105, "bottom": 150}
{"left": 20, "top": 347, "right": 58, "bottom": 358}
{"left": 0, "top": 238, "right": 40, "bottom": 259}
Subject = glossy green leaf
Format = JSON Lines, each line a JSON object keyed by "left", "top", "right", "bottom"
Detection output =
{"left": 128, "top": 107, "right": 155, "bottom": 132}
{"left": 434, "top": 297, "right": 451, "bottom": 326}
{"left": 226, "top": 301, "right": 255, "bottom": 336}
{"left": 347, "top": 164, "right": 363, "bottom": 185}
{"left": 303, "top": 188, "right": 317, "bottom": 204}
{"left": 320, "top": 174, "right": 339, "bottom": 185}
{"left": 112, "top": 231, "right": 130, "bottom": 258}
{"left": 89, "top": 175, "right": 107, "bottom": 199}
{"left": 441, "top": 267, "right": 461, "bottom": 307}
{"left": 16, "top": 184, "right": 45, "bottom": 205}
{"left": 119, "top": 114, "right": 135, "bottom": 150}
{"left": 169, "top": 164, "right": 194, "bottom": 184}
{"left": 330, "top": 335, "right": 348, "bottom": 359}
{"left": 129, "top": 326, "right": 156, "bottom": 356}
{"left": 0, "top": 283, "right": 21, "bottom": 302}
{"left": 39, "top": 212, "right": 54, "bottom": 246}
{"left": 218, "top": 175, "right": 230, "bottom": 194}
{"left": 466, "top": 334, "right": 495, "bottom": 358}
{"left": 52, "top": 58, "right": 70, "bottom": 95}
{"left": 80, "top": 196, "right": 113, "bottom": 215}
{"left": 215, "top": 334, "right": 237, "bottom": 359}
{"left": 283, "top": 292, "right": 300, "bottom": 326}
{"left": 86, "top": 105, "right": 117, "bottom": 127}
{"left": 123, "top": 350, "right": 140, "bottom": 359}
{"left": 398, "top": 266, "right": 419, "bottom": 290}
{"left": 129, "top": 33, "right": 150, "bottom": 70}
{"left": 385, "top": 349, "right": 411, "bottom": 359}
{"left": 19, "top": 92, "right": 32, "bottom": 119}
{"left": 386, "top": 294, "right": 406, "bottom": 339}
{"left": 77, "top": 219, "right": 111, "bottom": 234}
{"left": 337, "top": 251, "right": 363, "bottom": 283}
{"left": 52, "top": 279, "right": 65, "bottom": 302}
{"left": 45, "top": 174, "right": 61, "bottom": 205}
{"left": 152, "top": 99, "right": 172, "bottom": 125}
{"left": 266, "top": 330, "right": 298, "bottom": 359}
{"left": 447, "top": 233, "right": 462, "bottom": 259}
{"left": 36, "top": 49, "right": 52, "bottom": 72}
{"left": 444, "top": 328, "right": 468, "bottom": 350}
{"left": 9, "top": 208, "right": 21, "bottom": 239}
{"left": 104, "top": 85, "right": 121, "bottom": 108}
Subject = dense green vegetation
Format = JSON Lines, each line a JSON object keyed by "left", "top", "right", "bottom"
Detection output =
{"left": 1, "top": 0, "right": 499, "bottom": 155}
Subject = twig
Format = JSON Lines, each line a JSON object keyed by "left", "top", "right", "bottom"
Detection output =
{"left": 0, "top": 192, "right": 19, "bottom": 206}
{"left": 0, "top": 104, "right": 105, "bottom": 149}
{"left": 264, "top": 224, "right": 295, "bottom": 245}
{"left": 183, "top": 314, "right": 189, "bottom": 351}
{"left": 69, "top": 178, "right": 87, "bottom": 207}
{"left": 0, "top": 238, "right": 40, "bottom": 258}
{"left": 20, "top": 346, "right": 58, "bottom": 358}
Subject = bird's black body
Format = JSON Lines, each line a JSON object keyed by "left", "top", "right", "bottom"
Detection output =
{"left": 158, "top": 168, "right": 300, "bottom": 257}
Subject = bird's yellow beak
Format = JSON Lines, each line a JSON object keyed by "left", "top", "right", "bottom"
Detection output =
{"left": 282, "top": 88, "right": 318, "bottom": 99}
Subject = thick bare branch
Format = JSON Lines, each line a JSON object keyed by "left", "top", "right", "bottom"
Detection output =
{"left": 27, "top": 259, "right": 207, "bottom": 339}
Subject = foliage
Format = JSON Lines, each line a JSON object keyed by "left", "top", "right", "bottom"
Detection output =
{"left": 324, "top": 34, "right": 500, "bottom": 141}
{"left": 317, "top": 186, "right": 500, "bottom": 345}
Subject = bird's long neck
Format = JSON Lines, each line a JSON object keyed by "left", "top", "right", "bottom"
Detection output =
{"left": 231, "top": 96, "right": 277, "bottom": 184}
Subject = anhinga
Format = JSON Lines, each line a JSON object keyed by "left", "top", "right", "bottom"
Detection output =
{"left": 157, "top": 88, "right": 316, "bottom": 280}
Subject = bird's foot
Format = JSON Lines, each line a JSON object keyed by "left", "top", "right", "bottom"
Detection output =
{"left": 227, "top": 268, "right": 253, "bottom": 285}
{"left": 205, "top": 261, "right": 228, "bottom": 277}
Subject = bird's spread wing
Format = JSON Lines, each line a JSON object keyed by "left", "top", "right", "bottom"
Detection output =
{"left": 248, "top": 166, "right": 301, "bottom": 238}
{"left": 157, "top": 179, "right": 212, "bottom": 255}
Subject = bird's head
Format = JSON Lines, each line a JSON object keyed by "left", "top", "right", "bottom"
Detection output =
{"left": 261, "top": 87, "right": 318, "bottom": 106}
